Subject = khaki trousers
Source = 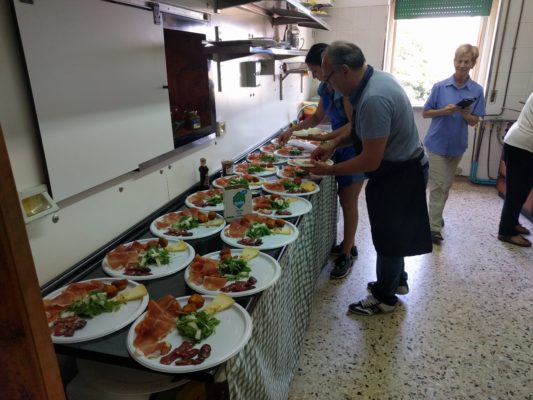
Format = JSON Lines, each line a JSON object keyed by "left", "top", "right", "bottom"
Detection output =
{"left": 427, "top": 151, "right": 463, "bottom": 232}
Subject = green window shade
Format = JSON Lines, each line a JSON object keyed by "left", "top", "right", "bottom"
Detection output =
{"left": 395, "top": 0, "right": 493, "bottom": 19}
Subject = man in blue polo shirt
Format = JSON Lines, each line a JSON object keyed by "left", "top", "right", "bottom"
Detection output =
{"left": 306, "top": 41, "right": 432, "bottom": 315}
{"left": 423, "top": 44, "right": 486, "bottom": 244}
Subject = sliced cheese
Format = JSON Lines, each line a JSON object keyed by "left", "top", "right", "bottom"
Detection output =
{"left": 272, "top": 226, "right": 292, "bottom": 235}
{"left": 240, "top": 247, "right": 260, "bottom": 261}
{"left": 115, "top": 284, "right": 147, "bottom": 303}
{"left": 285, "top": 197, "right": 299, "bottom": 203}
{"left": 200, "top": 218, "right": 224, "bottom": 227}
{"left": 204, "top": 293, "right": 235, "bottom": 315}
{"left": 301, "top": 182, "right": 316, "bottom": 192}
{"left": 167, "top": 240, "right": 187, "bottom": 252}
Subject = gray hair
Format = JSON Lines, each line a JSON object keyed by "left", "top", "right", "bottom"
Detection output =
{"left": 325, "top": 41, "right": 366, "bottom": 70}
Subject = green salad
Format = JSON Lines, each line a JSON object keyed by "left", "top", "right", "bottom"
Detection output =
{"left": 177, "top": 311, "right": 220, "bottom": 343}
{"left": 283, "top": 180, "right": 300, "bottom": 193}
{"left": 248, "top": 164, "right": 265, "bottom": 173}
{"left": 62, "top": 290, "right": 121, "bottom": 319}
{"left": 271, "top": 197, "right": 289, "bottom": 210}
{"left": 246, "top": 222, "right": 272, "bottom": 239}
{"left": 139, "top": 246, "right": 170, "bottom": 267}
{"left": 228, "top": 176, "right": 250, "bottom": 187}
{"left": 172, "top": 216, "right": 200, "bottom": 230}
{"left": 219, "top": 256, "right": 251, "bottom": 281}
{"left": 206, "top": 194, "right": 223, "bottom": 205}
{"left": 260, "top": 154, "right": 277, "bottom": 162}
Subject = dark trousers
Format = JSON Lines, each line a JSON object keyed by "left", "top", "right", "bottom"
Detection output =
{"left": 498, "top": 143, "right": 533, "bottom": 236}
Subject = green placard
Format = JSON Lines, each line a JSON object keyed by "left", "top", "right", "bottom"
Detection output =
{"left": 395, "top": 0, "right": 493, "bottom": 19}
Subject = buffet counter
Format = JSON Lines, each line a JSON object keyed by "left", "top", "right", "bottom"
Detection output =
{"left": 226, "top": 175, "right": 337, "bottom": 399}
{"left": 44, "top": 170, "right": 337, "bottom": 399}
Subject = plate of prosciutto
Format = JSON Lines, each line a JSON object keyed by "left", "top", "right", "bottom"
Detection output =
{"left": 184, "top": 248, "right": 281, "bottom": 297}
{"left": 277, "top": 164, "right": 315, "bottom": 180}
{"left": 43, "top": 278, "right": 149, "bottom": 343}
{"left": 274, "top": 146, "right": 311, "bottom": 159}
{"left": 150, "top": 208, "right": 226, "bottom": 241}
{"left": 185, "top": 188, "right": 224, "bottom": 212}
{"left": 127, "top": 293, "right": 252, "bottom": 373}
{"left": 220, "top": 214, "right": 299, "bottom": 250}
{"left": 253, "top": 194, "right": 312, "bottom": 218}
{"left": 102, "top": 238, "right": 195, "bottom": 280}
{"left": 233, "top": 162, "right": 278, "bottom": 177}
{"left": 246, "top": 152, "right": 287, "bottom": 165}
{"left": 212, "top": 174, "right": 264, "bottom": 190}
{"left": 259, "top": 143, "right": 281, "bottom": 154}
{"left": 262, "top": 178, "right": 320, "bottom": 197}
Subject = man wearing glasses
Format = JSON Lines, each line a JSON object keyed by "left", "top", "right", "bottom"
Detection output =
{"left": 305, "top": 41, "right": 432, "bottom": 315}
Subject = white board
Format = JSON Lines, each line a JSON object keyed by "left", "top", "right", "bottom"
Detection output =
{"left": 14, "top": 0, "right": 174, "bottom": 201}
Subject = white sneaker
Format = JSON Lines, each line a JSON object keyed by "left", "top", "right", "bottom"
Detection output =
{"left": 348, "top": 295, "right": 396, "bottom": 316}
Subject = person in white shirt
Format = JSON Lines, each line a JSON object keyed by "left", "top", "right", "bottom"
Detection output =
{"left": 497, "top": 92, "right": 533, "bottom": 247}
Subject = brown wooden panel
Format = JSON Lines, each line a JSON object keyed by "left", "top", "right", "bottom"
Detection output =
{"left": 0, "top": 125, "right": 65, "bottom": 399}
{"left": 164, "top": 29, "right": 213, "bottom": 134}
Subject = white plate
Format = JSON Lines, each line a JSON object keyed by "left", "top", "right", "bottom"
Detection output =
{"left": 262, "top": 179, "right": 320, "bottom": 197}
{"left": 212, "top": 175, "right": 264, "bottom": 190}
{"left": 45, "top": 278, "right": 149, "bottom": 344}
{"left": 185, "top": 189, "right": 224, "bottom": 212}
{"left": 246, "top": 152, "right": 287, "bottom": 165}
{"left": 184, "top": 249, "right": 281, "bottom": 297}
{"left": 233, "top": 162, "right": 278, "bottom": 177}
{"left": 287, "top": 158, "right": 333, "bottom": 167}
{"left": 102, "top": 239, "right": 195, "bottom": 281}
{"left": 150, "top": 212, "right": 226, "bottom": 241}
{"left": 274, "top": 148, "right": 311, "bottom": 159}
{"left": 253, "top": 195, "right": 312, "bottom": 218}
{"left": 220, "top": 219, "right": 299, "bottom": 250}
{"left": 127, "top": 296, "right": 253, "bottom": 373}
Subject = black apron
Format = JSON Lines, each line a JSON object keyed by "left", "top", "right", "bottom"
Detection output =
{"left": 350, "top": 66, "right": 432, "bottom": 257}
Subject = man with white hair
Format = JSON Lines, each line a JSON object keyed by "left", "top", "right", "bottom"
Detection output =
{"left": 306, "top": 41, "right": 432, "bottom": 315}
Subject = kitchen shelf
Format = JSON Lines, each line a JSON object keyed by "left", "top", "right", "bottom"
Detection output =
{"left": 215, "top": 0, "right": 330, "bottom": 30}
{"left": 205, "top": 42, "right": 307, "bottom": 62}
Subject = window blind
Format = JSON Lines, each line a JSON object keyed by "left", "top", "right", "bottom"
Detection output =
{"left": 395, "top": 0, "right": 493, "bottom": 19}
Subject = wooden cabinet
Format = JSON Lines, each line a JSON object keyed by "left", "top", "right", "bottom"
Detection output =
{"left": 496, "top": 153, "right": 533, "bottom": 222}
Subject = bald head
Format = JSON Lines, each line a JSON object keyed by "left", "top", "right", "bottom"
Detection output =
{"left": 325, "top": 41, "right": 366, "bottom": 71}
{"left": 322, "top": 41, "right": 367, "bottom": 96}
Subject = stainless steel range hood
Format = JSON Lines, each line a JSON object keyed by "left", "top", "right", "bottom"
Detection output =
{"left": 215, "top": 0, "right": 330, "bottom": 30}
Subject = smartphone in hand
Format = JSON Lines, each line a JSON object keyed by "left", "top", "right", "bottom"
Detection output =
{"left": 456, "top": 98, "right": 476, "bottom": 108}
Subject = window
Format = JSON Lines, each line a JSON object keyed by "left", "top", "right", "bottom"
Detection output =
{"left": 384, "top": 0, "right": 498, "bottom": 105}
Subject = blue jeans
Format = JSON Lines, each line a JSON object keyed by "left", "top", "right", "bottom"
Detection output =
{"left": 371, "top": 255, "right": 407, "bottom": 305}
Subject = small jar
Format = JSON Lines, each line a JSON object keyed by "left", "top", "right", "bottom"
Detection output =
{"left": 221, "top": 160, "right": 234, "bottom": 176}
{"left": 187, "top": 111, "right": 201, "bottom": 130}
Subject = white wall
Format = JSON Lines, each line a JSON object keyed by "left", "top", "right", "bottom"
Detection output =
{"left": 0, "top": 0, "right": 311, "bottom": 284}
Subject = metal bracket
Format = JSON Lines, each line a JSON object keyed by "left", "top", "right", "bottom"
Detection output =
{"left": 152, "top": 2, "right": 161, "bottom": 25}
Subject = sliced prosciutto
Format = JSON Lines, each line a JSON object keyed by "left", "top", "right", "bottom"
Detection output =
{"left": 154, "top": 208, "right": 215, "bottom": 230}
{"left": 213, "top": 174, "right": 261, "bottom": 188}
{"left": 187, "top": 188, "right": 223, "bottom": 208}
{"left": 188, "top": 255, "right": 222, "bottom": 286}
{"left": 43, "top": 280, "right": 107, "bottom": 323}
{"left": 280, "top": 165, "right": 310, "bottom": 178}
{"left": 224, "top": 214, "right": 285, "bottom": 238}
{"left": 133, "top": 298, "right": 179, "bottom": 357}
{"left": 106, "top": 238, "right": 168, "bottom": 270}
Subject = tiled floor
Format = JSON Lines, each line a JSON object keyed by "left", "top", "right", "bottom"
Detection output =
{"left": 288, "top": 178, "right": 533, "bottom": 400}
